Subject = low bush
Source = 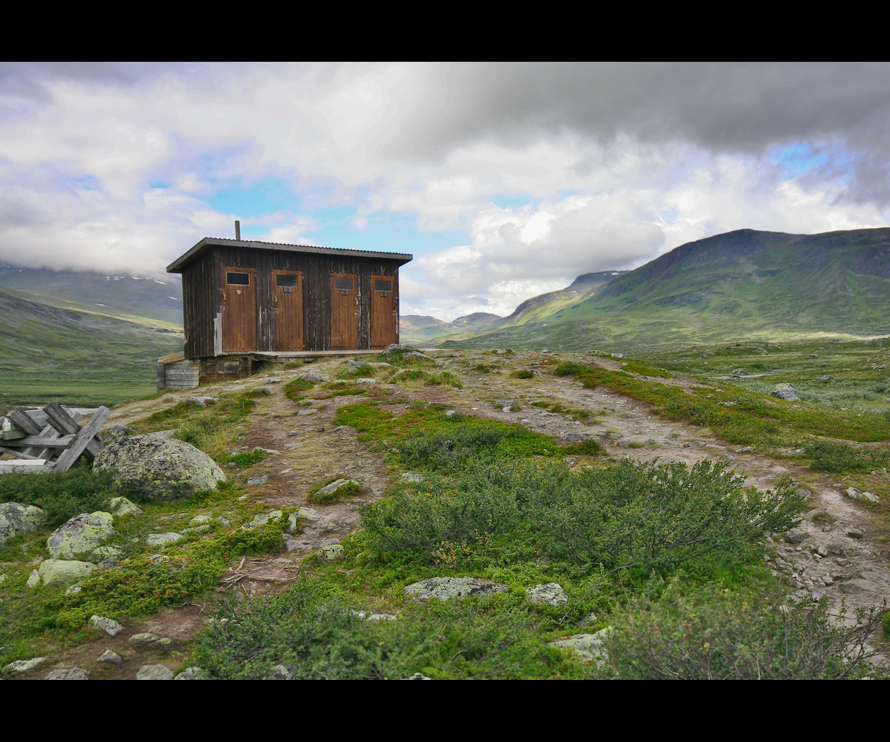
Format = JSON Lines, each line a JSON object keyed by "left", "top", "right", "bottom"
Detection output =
{"left": 595, "top": 580, "right": 888, "bottom": 680}
{"left": 0, "top": 468, "right": 117, "bottom": 528}
{"left": 804, "top": 440, "right": 890, "bottom": 473}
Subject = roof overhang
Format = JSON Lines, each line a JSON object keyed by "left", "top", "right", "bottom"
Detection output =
{"left": 167, "top": 237, "right": 413, "bottom": 274}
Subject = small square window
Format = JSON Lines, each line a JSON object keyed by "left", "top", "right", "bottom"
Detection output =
{"left": 226, "top": 272, "right": 250, "bottom": 286}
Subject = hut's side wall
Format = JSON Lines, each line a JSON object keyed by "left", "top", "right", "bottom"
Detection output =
{"left": 203, "top": 246, "right": 400, "bottom": 353}
{"left": 182, "top": 254, "right": 216, "bottom": 359}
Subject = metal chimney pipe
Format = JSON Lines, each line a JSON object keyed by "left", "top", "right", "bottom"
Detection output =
{"left": 235, "top": 220, "right": 241, "bottom": 240}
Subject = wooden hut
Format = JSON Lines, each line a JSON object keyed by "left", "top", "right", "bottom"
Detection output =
{"left": 158, "top": 237, "right": 412, "bottom": 389}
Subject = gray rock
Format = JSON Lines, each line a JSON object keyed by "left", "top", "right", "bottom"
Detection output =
{"left": 840, "top": 566, "right": 890, "bottom": 595}
{"left": 495, "top": 398, "right": 516, "bottom": 409}
{"left": 784, "top": 528, "right": 812, "bottom": 545}
{"left": 526, "top": 582, "right": 568, "bottom": 606}
{"left": 44, "top": 667, "right": 91, "bottom": 680}
{"left": 301, "top": 370, "right": 328, "bottom": 383}
{"left": 90, "top": 615, "right": 123, "bottom": 636}
{"left": 38, "top": 559, "right": 97, "bottom": 587}
{"left": 242, "top": 510, "right": 284, "bottom": 530}
{"left": 355, "top": 377, "right": 376, "bottom": 384}
{"left": 175, "top": 666, "right": 212, "bottom": 680}
{"left": 246, "top": 475, "right": 268, "bottom": 486}
{"left": 106, "top": 425, "right": 135, "bottom": 437}
{"left": 136, "top": 664, "right": 174, "bottom": 680}
{"left": 844, "top": 487, "right": 880, "bottom": 503}
{"left": 107, "top": 496, "right": 144, "bottom": 517}
{"left": 0, "top": 502, "right": 46, "bottom": 547}
{"left": 129, "top": 633, "right": 173, "bottom": 650}
{"left": 347, "top": 360, "right": 372, "bottom": 371}
{"left": 548, "top": 627, "right": 612, "bottom": 667}
{"left": 314, "top": 478, "right": 359, "bottom": 499}
{"left": 404, "top": 577, "right": 509, "bottom": 601}
{"left": 96, "top": 650, "right": 123, "bottom": 665}
{"left": 47, "top": 511, "right": 114, "bottom": 560}
{"left": 185, "top": 396, "right": 218, "bottom": 407}
{"left": 94, "top": 434, "right": 226, "bottom": 503}
{"left": 560, "top": 431, "right": 592, "bottom": 443}
{"left": 771, "top": 383, "right": 800, "bottom": 402}
{"left": 3, "top": 657, "right": 48, "bottom": 674}
{"left": 401, "top": 471, "right": 424, "bottom": 483}
{"left": 406, "top": 672, "right": 432, "bottom": 680}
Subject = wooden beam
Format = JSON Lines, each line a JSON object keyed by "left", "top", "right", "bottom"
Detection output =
{"left": 7, "top": 435, "right": 76, "bottom": 448}
{"left": 52, "top": 406, "right": 110, "bottom": 473}
{"left": 0, "top": 459, "right": 48, "bottom": 472}
{"left": 7, "top": 408, "right": 42, "bottom": 436}
{"left": 43, "top": 404, "right": 103, "bottom": 459}
{"left": 0, "top": 446, "right": 41, "bottom": 460}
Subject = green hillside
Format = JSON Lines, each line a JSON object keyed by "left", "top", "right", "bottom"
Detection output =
{"left": 434, "top": 229, "right": 890, "bottom": 353}
{"left": 0, "top": 287, "right": 183, "bottom": 408}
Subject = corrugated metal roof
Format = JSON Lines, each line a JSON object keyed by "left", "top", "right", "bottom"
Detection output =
{"left": 167, "top": 237, "right": 413, "bottom": 273}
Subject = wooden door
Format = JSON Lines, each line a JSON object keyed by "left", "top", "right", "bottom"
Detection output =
{"left": 272, "top": 270, "right": 304, "bottom": 351}
{"left": 222, "top": 266, "right": 256, "bottom": 352}
{"left": 370, "top": 275, "right": 396, "bottom": 348}
{"left": 330, "top": 273, "right": 358, "bottom": 350}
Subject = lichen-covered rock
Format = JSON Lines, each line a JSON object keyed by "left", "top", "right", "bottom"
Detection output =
{"left": 0, "top": 502, "right": 46, "bottom": 547}
{"left": 90, "top": 615, "right": 123, "bottom": 636}
{"left": 47, "top": 512, "right": 114, "bottom": 560}
{"left": 136, "top": 664, "right": 174, "bottom": 680}
{"left": 175, "top": 666, "right": 212, "bottom": 680}
{"left": 548, "top": 627, "right": 613, "bottom": 667}
{"left": 526, "top": 582, "right": 568, "bottom": 606}
{"left": 96, "top": 650, "right": 122, "bottom": 665}
{"left": 771, "top": 383, "right": 800, "bottom": 401}
{"left": 321, "top": 544, "right": 344, "bottom": 561}
{"left": 108, "top": 496, "right": 144, "bottom": 517}
{"left": 93, "top": 434, "right": 226, "bottom": 503}
{"left": 404, "top": 577, "right": 509, "bottom": 601}
{"left": 242, "top": 510, "right": 284, "bottom": 530}
{"left": 129, "top": 633, "right": 173, "bottom": 649}
{"left": 45, "top": 667, "right": 91, "bottom": 680}
{"left": 38, "top": 559, "right": 97, "bottom": 587}
{"left": 3, "top": 657, "right": 48, "bottom": 674}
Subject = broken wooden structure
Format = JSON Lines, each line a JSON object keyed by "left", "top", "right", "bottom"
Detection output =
{"left": 158, "top": 235, "right": 412, "bottom": 390}
{"left": 0, "top": 404, "right": 110, "bottom": 473}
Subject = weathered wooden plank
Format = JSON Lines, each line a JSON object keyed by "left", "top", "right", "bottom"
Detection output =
{"left": 0, "top": 459, "right": 48, "bottom": 472}
{"left": 0, "top": 446, "right": 41, "bottom": 459}
{"left": 29, "top": 411, "right": 82, "bottom": 461}
{"left": 7, "top": 408, "right": 42, "bottom": 436}
{"left": 1, "top": 429, "right": 28, "bottom": 441}
{"left": 9, "top": 435, "right": 76, "bottom": 448}
{"left": 43, "top": 404, "right": 103, "bottom": 459}
{"left": 52, "top": 406, "right": 110, "bottom": 473}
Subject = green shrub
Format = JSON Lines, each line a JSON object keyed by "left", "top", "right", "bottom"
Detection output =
{"left": 595, "top": 580, "right": 888, "bottom": 680}
{"left": 804, "top": 441, "right": 890, "bottom": 473}
{"left": 189, "top": 578, "right": 572, "bottom": 680}
{"left": 0, "top": 468, "right": 117, "bottom": 528}
{"left": 225, "top": 449, "right": 266, "bottom": 468}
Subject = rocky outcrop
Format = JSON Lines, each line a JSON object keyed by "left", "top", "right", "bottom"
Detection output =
{"left": 93, "top": 434, "right": 226, "bottom": 502}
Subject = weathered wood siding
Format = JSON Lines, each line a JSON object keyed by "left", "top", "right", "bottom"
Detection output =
{"left": 180, "top": 246, "right": 400, "bottom": 358}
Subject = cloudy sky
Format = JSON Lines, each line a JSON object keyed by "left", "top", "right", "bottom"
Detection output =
{"left": 2, "top": 62, "right": 889, "bottom": 320}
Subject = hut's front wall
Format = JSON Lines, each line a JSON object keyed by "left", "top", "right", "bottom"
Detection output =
{"left": 181, "top": 246, "right": 400, "bottom": 358}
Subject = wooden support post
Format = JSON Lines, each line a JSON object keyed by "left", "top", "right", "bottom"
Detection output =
{"left": 0, "top": 446, "right": 41, "bottom": 460}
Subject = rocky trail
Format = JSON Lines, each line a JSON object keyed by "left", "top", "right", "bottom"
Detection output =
{"left": 13, "top": 348, "right": 890, "bottom": 677}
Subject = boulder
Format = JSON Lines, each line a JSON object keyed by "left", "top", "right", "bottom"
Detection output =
{"left": 548, "top": 627, "right": 613, "bottom": 668}
{"left": 0, "top": 502, "right": 46, "bottom": 547}
{"left": 93, "top": 434, "right": 226, "bottom": 503}
{"left": 771, "top": 383, "right": 800, "bottom": 402}
{"left": 47, "top": 512, "right": 114, "bottom": 560}
{"left": 136, "top": 664, "right": 174, "bottom": 680}
{"left": 526, "top": 583, "right": 568, "bottom": 606}
{"left": 45, "top": 667, "right": 91, "bottom": 680}
{"left": 37, "top": 559, "right": 96, "bottom": 587}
